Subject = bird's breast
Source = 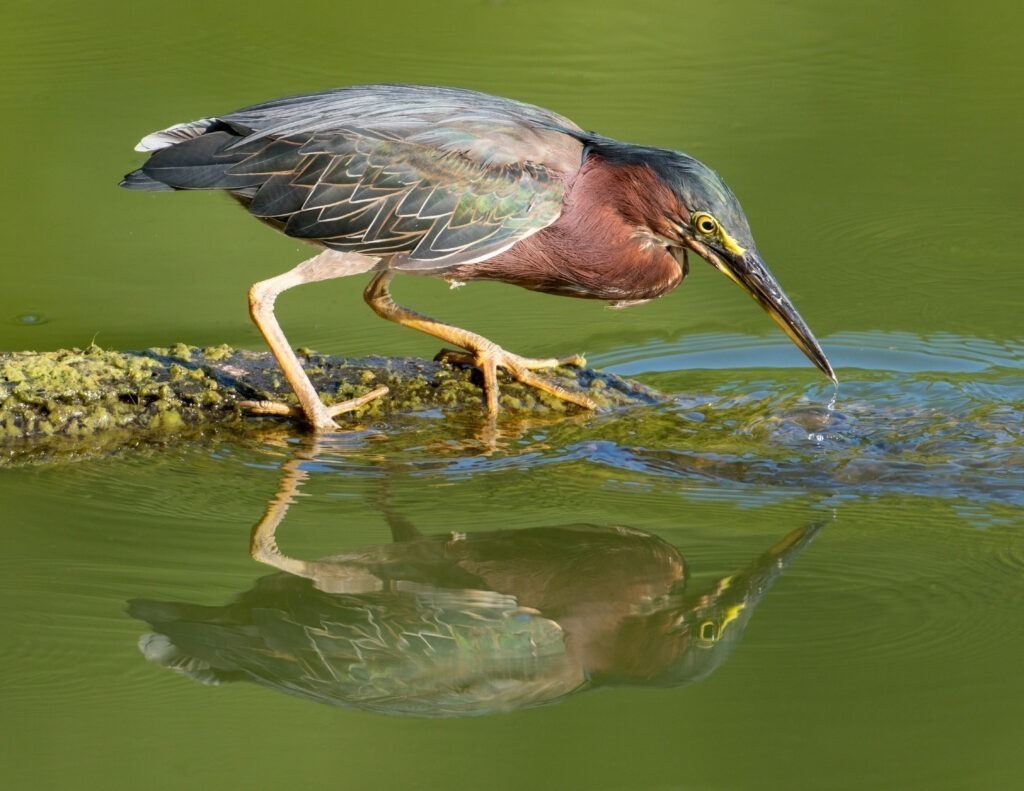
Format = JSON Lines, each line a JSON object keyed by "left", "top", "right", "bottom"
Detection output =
{"left": 447, "top": 157, "right": 686, "bottom": 302}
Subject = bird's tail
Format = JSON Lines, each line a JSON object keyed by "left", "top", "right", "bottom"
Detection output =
{"left": 137, "top": 632, "right": 225, "bottom": 685}
{"left": 119, "top": 168, "right": 174, "bottom": 191}
{"left": 119, "top": 117, "right": 242, "bottom": 191}
{"left": 133, "top": 118, "right": 220, "bottom": 152}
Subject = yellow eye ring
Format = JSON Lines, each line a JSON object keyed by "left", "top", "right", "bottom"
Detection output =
{"left": 693, "top": 213, "right": 718, "bottom": 236}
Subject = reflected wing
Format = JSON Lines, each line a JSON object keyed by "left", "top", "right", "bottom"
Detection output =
{"left": 126, "top": 84, "right": 583, "bottom": 269}
{"left": 129, "top": 584, "right": 579, "bottom": 717}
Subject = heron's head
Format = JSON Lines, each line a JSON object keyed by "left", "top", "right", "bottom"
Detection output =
{"left": 642, "top": 146, "right": 836, "bottom": 381}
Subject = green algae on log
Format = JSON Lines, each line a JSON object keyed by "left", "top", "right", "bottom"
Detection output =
{"left": 0, "top": 344, "right": 659, "bottom": 458}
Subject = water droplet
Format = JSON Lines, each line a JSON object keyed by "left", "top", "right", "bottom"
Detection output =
{"left": 827, "top": 380, "right": 839, "bottom": 411}
{"left": 11, "top": 312, "right": 50, "bottom": 326}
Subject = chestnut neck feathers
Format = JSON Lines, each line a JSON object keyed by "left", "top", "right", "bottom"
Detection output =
{"left": 448, "top": 154, "right": 686, "bottom": 303}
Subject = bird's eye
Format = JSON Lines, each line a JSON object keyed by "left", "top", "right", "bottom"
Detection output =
{"left": 694, "top": 213, "right": 718, "bottom": 236}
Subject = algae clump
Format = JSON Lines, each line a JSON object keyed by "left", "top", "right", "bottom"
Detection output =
{"left": 0, "top": 344, "right": 659, "bottom": 465}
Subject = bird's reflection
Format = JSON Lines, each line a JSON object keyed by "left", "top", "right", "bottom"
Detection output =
{"left": 129, "top": 445, "right": 822, "bottom": 717}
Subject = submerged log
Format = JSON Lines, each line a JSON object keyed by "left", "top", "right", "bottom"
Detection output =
{"left": 0, "top": 344, "right": 659, "bottom": 463}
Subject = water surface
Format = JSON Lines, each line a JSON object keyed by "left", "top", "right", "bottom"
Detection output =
{"left": 1, "top": 0, "right": 1022, "bottom": 788}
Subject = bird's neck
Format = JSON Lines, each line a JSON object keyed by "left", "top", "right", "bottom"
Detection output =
{"left": 452, "top": 155, "right": 685, "bottom": 303}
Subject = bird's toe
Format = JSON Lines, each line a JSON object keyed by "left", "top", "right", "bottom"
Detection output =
{"left": 238, "top": 385, "right": 388, "bottom": 432}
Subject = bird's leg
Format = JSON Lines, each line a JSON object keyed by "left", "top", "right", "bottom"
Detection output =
{"left": 249, "top": 441, "right": 317, "bottom": 576}
{"left": 364, "top": 271, "right": 594, "bottom": 414}
{"left": 242, "top": 250, "right": 388, "bottom": 431}
{"left": 249, "top": 436, "right": 390, "bottom": 592}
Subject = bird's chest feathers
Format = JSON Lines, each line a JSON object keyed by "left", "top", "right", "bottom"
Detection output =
{"left": 473, "top": 158, "right": 686, "bottom": 303}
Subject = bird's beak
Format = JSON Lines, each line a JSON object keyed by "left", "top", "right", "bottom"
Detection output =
{"left": 685, "top": 239, "right": 836, "bottom": 382}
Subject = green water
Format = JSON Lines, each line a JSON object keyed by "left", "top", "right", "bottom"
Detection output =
{"left": 1, "top": 0, "right": 1022, "bottom": 788}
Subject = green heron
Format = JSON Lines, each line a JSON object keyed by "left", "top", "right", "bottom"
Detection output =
{"left": 130, "top": 512, "right": 822, "bottom": 716}
{"left": 122, "top": 84, "right": 835, "bottom": 430}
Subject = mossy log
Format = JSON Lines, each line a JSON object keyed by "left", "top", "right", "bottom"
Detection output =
{"left": 0, "top": 344, "right": 659, "bottom": 463}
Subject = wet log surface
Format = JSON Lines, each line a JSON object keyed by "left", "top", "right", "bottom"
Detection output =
{"left": 0, "top": 344, "right": 660, "bottom": 464}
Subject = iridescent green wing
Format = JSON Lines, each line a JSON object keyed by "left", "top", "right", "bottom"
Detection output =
{"left": 134, "top": 125, "right": 567, "bottom": 268}
{"left": 224, "top": 128, "right": 567, "bottom": 267}
{"left": 133, "top": 83, "right": 585, "bottom": 269}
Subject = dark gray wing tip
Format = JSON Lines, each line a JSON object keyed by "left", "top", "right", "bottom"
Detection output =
{"left": 119, "top": 169, "right": 175, "bottom": 191}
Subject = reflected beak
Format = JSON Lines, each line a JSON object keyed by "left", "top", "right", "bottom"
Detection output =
{"left": 686, "top": 239, "right": 836, "bottom": 382}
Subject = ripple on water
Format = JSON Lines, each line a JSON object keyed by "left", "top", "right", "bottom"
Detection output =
{"left": 6, "top": 332, "right": 1019, "bottom": 512}
{"left": 757, "top": 519, "right": 1024, "bottom": 669}
{"left": 596, "top": 331, "right": 1023, "bottom": 377}
{"left": 9, "top": 312, "right": 50, "bottom": 326}
{"left": 0, "top": 575, "right": 170, "bottom": 706}
{"left": 580, "top": 332, "right": 1024, "bottom": 508}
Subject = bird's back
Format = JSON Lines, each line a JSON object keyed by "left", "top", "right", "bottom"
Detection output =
{"left": 220, "top": 84, "right": 584, "bottom": 169}
{"left": 121, "top": 84, "right": 586, "bottom": 269}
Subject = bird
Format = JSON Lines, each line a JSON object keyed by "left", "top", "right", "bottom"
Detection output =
{"left": 121, "top": 84, "right": 835, "bottom": 431}
{"left": 128, "top": 518, "right": 823, "bottom": 716}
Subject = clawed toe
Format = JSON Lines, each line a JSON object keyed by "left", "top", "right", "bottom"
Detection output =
{"left": 555, "top": 353, "right": 586, "bottom": 369}
{"left": 436, "top": 344, "right": 595, "bottom": 414}
{"left": 239, "top": 385, "right": 388, "bottom": 431}
{"left": 510, "top": 366, "right": 597, "bottom": 410}
{"left": 238, "top": 399, "right": 300, "bottom": 418}
{"left": 325, "top": 385, "right": 389, "bottom": 416}
{"left": 434, "top": 348, "right": 475, "bottom": 367}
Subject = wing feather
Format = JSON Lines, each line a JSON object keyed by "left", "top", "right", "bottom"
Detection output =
{"left": 125, "top": 84, "right": 584, "bottom": 270}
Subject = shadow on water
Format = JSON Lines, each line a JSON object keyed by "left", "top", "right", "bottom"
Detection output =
{"left": 128, "top": 441, "right": 823, "bottom": 717}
